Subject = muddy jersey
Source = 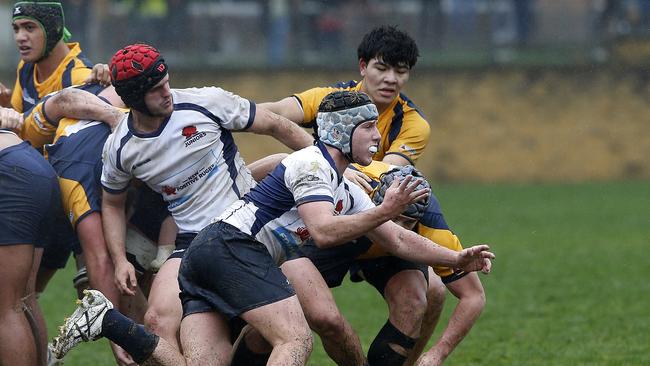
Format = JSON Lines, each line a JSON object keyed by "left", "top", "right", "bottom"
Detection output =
{"left": 218, "top": 142, "right": 376, "bottom": 264}
{"left": 101, "top": 87, "right": 256, "bottom": 234}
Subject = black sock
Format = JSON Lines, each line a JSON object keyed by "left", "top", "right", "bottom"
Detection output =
{"left": 100, "top": 309, "right": 159, "bottom": 364}
{"left": 367, "top": 319, "right": 416, "bottom": 366}
{"left": 231, "top": 338, "right": 271, "bottom": 366}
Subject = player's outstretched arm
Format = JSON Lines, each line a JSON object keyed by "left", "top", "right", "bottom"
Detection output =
{"left": 247, "top": 106, "right": 314, "bottom": 151}
{"left": 43, "top": 87, "right": 124, "bottom": 130}
{"left": 258, "top": 96, "right": 305, "bottom": 124}
{"left": 366, "top": 223, "right": 494, "bottom": 271}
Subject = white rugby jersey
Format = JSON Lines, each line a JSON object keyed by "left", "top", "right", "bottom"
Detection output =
{"left": 219, "top": 142, "right": 376, "bottom": 264}
{"left": 101, "top": 87, "right": 256, "bottom": 233}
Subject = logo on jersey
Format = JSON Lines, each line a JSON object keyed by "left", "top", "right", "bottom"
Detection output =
{"left": 162, "top": 185, "right": 177, "bottom": 195}
{"left": 182, "top": 125, "right": 207, "bottom": 147}
{"left": 400, "top": 144, "right": 417, "bottom": 156}
{"left": 32, "top": 111, "right": 45, "bottom": 130}
{"left": 296, "top": 227, "right": 310, "bottom": 241}
{"left": 161, "top": 163, "right": 217, "bottom": 197}
{"left": 333, "top": 199, "right": 344, "bottom": 215}
{"left": 182, "top": 126, "right": 197, "bottom": 138}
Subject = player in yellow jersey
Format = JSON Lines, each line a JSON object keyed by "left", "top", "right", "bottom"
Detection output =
{"left": 261, "top": 25, "right": 429, "bottom": 191}
{"left": 343, "top": 163, "right": 489, "bottom": 366}
{"left": 257, "top": 25, "right": 430, "bottom": 364}
{"left": 0, "top": 1, "right": 110, "bottom": 150}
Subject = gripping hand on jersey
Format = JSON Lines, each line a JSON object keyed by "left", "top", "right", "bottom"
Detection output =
{"left": 344, "top": 167, "right": 373, "bottom": 193}
{"left": 84, "top": 63, "right": 112, "bottom": 86}
{"left": 379, "top": 175, "right": 430, "bottom": 219}
{"left": 0, "top": 107, "right": 23, "bottom": 130}
{"left": 0, "top": 83, "right": 12, "bottom": 108}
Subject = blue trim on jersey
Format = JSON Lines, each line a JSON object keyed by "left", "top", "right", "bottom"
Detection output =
{"left": 315, "top": 141, "right": 341, "bottom": 184}
{"left": 244, "top": 102, "right": 256, "bottom": 130}
{"left": 344, "top": 182, "right": 355, "bottom": 210}
{"left": 295, "top": 194, "right": 333, "bottom": 206}
{"left": 62, "top": 59, "right": 76, "bottom": 88}
{"left": 400, "top": 92, "right": 427, "bottom": 121}
{"left": 76, "top": 51, "right": 94, "bottom": 68}
{"left": 101, "top": 183, "right": 129, "bottom": 194}
{"left": 40, "top": 93, "right": 57, "bottom": 127}
{"left": 127, "top": 112, "right": 171, "bottom": 138}
{"left": 174, "top": 102, "right": 223, "bottom": 126}
{"left": 76, "top": 82, "right": 107, "bottom": 95}
{"left": 419, "top": 193, "right": 450, "bottom": 230}
{"left": 385, "top": 151, "right": 414, "bottom": 165}
{"left": 219, "top": 129, "right": 242, "bottom": 197}
{"left": 18, "top": 63, "right": 37, "bottom": 113}
{"left": 389, "top": 102, "right": 404, "bottom": 146}
{"left": 247, "top": 164, "right": 296, "bottom": 236}
{"left": 333, "top": 80, "right": 358, "bottom": 89}
{"left": 115, "top": 131, "right": 133, "bottom": 174}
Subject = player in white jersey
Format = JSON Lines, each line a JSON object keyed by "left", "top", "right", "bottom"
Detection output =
{"left": 50, "top": 90, "right": 493, "bottom": 365}
{"left": 98, "top": 43, "right": 313, "bottom": 354}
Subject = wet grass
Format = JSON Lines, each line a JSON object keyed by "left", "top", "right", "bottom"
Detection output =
{"left": 41, "top": 181, "right": 650, "bottom": 365}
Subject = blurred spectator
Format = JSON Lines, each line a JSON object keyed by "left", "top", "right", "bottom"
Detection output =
{"left": 267, "top": 0, "right": 291, "bottom": 66}
{"left": 513, "top": 0, "right": 534, "bottom": 46}
{"left": 61, "top": 0, "right": 90, "bottom": 46}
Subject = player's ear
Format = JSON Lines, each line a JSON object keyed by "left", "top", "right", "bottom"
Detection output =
{"left": 359, "top": 59, "right": 367, "bottom": 77}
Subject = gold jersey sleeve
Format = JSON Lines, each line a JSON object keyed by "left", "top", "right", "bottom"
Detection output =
{"left": 294, "top": 81, "right": 430, "bottom": 164}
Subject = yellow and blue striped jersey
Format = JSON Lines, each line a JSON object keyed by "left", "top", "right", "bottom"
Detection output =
{"left": 12, "top": 42, "right": 93, "bottom": 147}
{"left": 294, "top": 80, "right": 430, "bottom": 164}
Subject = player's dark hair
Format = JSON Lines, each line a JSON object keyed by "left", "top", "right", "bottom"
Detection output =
{"left": 357, "top": 25, "right": 419, "bottom": 68}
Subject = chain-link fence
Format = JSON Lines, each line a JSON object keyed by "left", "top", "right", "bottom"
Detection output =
{"left": 3, "top": 0, "right": 650, "bottom": 71}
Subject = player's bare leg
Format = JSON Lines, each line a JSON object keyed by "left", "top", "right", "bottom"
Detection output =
{"left": 416, "top": 272, "right": 485, "bottom": 366}
{"left": 405, "top": 269, "right": 446, "bottom": 366}
{"left": 282, "top": 258, "right": 366, "bottom": 366}
{"left": 241, "top": 295, "right": 313, "bottom": 365}
{"left": 179, "top": 311, "right": 232, "bottom": 366}
{"left": 76, "top": 212, "right": 131, "bottom": 364}
{"left": 0, "top": 244, "right": 39, "bottom": 365}
{"left": 26, "top": 247, "right": 48, "bottom": 365}
{"left": 372, "top": 269, "right": 429, "bottom": 364}
{"left": 145, "top": 258, "right": 183, "bottom": 349}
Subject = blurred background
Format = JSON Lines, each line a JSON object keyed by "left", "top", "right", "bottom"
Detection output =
{"left": 1, "top": 0, "right": 649, "bottom": 183}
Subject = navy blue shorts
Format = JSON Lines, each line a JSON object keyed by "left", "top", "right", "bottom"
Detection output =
{"left": 297, "top": 238, "right": 373, "bottom": 287}
{"left": 39, "top": 210, "right": 81, "bottom": 269}
{"left": 178, "top": 221, "right": 295, "bottom": 320}
{"left": 168, "top": 232, "right": 197, "bottom": 260}
{"left": 0, "top": 142, "right": 59, "bottom": 247}
{"left": 300, "top": 237, "right": 428, "bottom": 296}
{"left": 349, "top": 256, "right": 428, "bottom": 297}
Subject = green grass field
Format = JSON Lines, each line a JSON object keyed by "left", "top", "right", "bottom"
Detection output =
{"left": 40, "top": 181, "right": 650, "bottom": 365}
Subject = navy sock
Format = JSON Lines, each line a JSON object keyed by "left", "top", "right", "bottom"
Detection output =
{"left": 100, "top": 309, "right": 159, "bottom": 364}
{"left": 367, "top": 320, "right": 416, "bottom": 366}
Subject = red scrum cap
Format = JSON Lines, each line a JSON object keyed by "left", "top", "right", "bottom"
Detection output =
{"left": 110, "top": 43, "right": 168, "bottom": 115}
